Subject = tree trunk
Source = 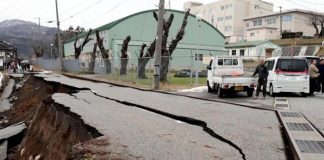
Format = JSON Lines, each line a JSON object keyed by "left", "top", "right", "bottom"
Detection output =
{"left": 89, "top": 43, "right": 97, "bottom": 73}
{"left": 138, "top": 40, "right": 155, "bottom": 79}
{"left": 120, "top": 36, "right": 131, "bottom": 75}
{"left": 74, "top": 29, "right": 93, "bottom": 59}
{"left": 120, "top": 58, "right": 128, "bottom": 75}
{"left": 312, "top": 22, "right": 319, "bottom": 37}
{"left": 138, "top": 56, "right": 150, "bottom": 79}
{"left": 95, "top": 30, "right": 111, "bottom": 73}
{"left": 160, "top": 56, "right": 170, "bottom": 82}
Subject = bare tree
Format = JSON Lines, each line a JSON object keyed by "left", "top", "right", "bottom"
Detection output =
{"left": 120, "top": 35, "right": 131, "bottom": 75}
{"left": 95, "top": 30, "right": 111, "bottom": 73}
{"left": 318, "top": 16, "right": 324, "bottom": 37}
{"left": 74, "top": 29, "right": 93, "bottom": 59}
{"left": 137, "top": 12, "right": 174, "bottom": 79}
{"left": 32, "top": 45, "right": 44, "bottom": 58}
{"left": 309, "top": 14, "right": 320, "bottom": 37}
{"left": 160, "top": 9, "right": 190, "bottom": 82}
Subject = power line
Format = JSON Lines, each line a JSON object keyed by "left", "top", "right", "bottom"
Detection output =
{"left": 61, "top": 0, "right": 105, "bottom": 22}
{"left": 76, "top": 0, "right": 128, "bottom": 27}
{"left": 286, "top": 0, "right": 320, "bottom": 12}
{"left": 292, "top": 0, "right": 324, "bottom": 6}
{"left": 60, "top": 0, "right": 91, "bottom": 16}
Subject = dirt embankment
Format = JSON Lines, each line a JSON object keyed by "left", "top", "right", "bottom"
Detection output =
{"left": 1, "top": 75, "right": 102, "bottom": 159}
{"left": 14, "top": 98, "right": 101, "bottom": 160}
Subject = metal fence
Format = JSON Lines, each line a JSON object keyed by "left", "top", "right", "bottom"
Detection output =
{"left": 33, "top": 55, "right": 210, "bottom": 88}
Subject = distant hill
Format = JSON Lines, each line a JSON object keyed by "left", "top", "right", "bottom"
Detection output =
{"left": 0, "top": 19, "right": 57, "bottom": 58}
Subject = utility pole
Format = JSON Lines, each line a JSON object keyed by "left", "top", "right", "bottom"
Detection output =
{"left": 55, "top": 0, "right": 63, "bottom": 71}
{"left": 279, "top": 6, "right": 282, "bottom": 39}
{"left": 153, "top": 0, "right": 164, "bottom": 90}
{"left": 37, "top": 17, "right": 40, "bottom": 34}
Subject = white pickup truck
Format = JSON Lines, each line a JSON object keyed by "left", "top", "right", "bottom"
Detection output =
{"left": 206, "top": 56, "right": 256, "bottom": 98}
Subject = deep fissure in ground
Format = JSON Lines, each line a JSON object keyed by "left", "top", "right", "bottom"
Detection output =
{"left": 0, "top": 75, "right": 102, "bottom": 159}
{"left": 1, "top": 74, "right": 293, "bottom": 160}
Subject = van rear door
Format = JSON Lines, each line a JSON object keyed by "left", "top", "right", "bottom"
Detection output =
{"left": 275, "top": 58, "right": 308, "bottom": 81}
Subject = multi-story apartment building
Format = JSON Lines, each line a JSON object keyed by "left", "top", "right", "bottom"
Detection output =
{"left": 184, "top": 0, "right": 273, "bottom": 43}
{"left": 243, "top": 9, "right": 324, "bottom": 41}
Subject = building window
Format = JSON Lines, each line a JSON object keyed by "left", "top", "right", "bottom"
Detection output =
{"left": 282, "top": 15, "right": 292, "bottom": 22}
{"left": 195, "top": 54, "right": 203, "bottom": 61}
{"left": 240, "top": 50, "right": 245, "bottom": 56}
{"left": 232, "top": 50, "right": 236, "bottom": 55}
{"left": 225, "top": 4, "right": 232, "bottom": 9}
{"left": 225, "top": 26, "right": 232, "bottom": 32}
{"left": 221, "top": 6, "right": 224, "bottom": 10}
{"left": 225, "top": 15, "right": 232, "bottom": 20}
{"left": 246, "top": 23, "right": 250, "bottom": 28}
{"left": 253, "top": 19, "right": 262, "bottom": 26}
{"left": 250, "top": 32, "right": 255, "bottom": 37}
{"left": 266, "top": 18, "right": 276, "bottom": 24}
{"left": 217, "top": 17, "right": 223, "bottom": 22}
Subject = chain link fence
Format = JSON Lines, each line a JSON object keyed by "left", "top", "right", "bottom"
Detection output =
{"left": 33, "top": 55, "right": 209, "bottom": 88}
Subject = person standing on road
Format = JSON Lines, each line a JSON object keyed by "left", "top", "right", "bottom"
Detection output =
{"left": 253, "top": 59, "right": 269, "bottom": 100}
{"left": 318, "top": 59, "right": 324, "bottom": 94}
{"left": 309, "top": 59, "right": 319, "bottom": 96}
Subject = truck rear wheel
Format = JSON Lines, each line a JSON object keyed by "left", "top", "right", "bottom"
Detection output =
{"left": 247, "top": 89, "right": 253, "bottom": 97}
{"left": 207, "top": 81, "right": 214, "bottom": 93}
{"left": 218, "top": 88, "right": 223, "bottom": 98}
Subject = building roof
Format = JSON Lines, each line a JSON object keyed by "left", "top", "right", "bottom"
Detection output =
{"left": 0, "top": 40, "right": 17, "bottom": 52}
{"left": 243, "top": 9, "right": 324, "bottom": 21}
{"left": 64, "top": 9, "right": 224, "bottom": 44}
{"left": 316, "top": 47, "right": 324, "bottom": 56}
{"left": 225, "top": 40, "right": 270, "bottom": 48}
{"left": 271, "top": 38, "right": 324, "bottom": 46}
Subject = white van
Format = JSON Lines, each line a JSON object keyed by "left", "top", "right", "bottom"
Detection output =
{"left": 265, "top": 57, "right": 309, "bottom": 97}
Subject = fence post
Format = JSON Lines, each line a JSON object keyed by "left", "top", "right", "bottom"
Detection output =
{"left": 190, "top": 49, "right": 193, "bottom": 86}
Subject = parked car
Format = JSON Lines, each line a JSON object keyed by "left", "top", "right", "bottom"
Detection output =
{"left": 265, "top": 57, "right": 309, "bottom": 97}
{"left": 174, "top": 69, "right": 191, "bottom": 77}
{"left": 198, "top": 70, "right": 207, "bottom": 77}
{"left": 207, "top": 56, "right": 256, "bottom": 97}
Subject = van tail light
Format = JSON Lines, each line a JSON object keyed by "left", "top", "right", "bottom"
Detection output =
{"left": 275, "top": 70, "right": 308, "bottom": 75}
{"left": 224, "top": 84, "right": 229, "bottom": 89}
{"left": 250, "top": 83, "right": 255, "bottom": 88}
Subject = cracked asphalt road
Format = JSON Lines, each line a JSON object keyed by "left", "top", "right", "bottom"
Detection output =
{"left": 37, "top": 73, "right": 286, "bottom": 160}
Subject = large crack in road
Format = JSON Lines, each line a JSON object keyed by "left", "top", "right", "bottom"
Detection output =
{"left": 63, "top": 86, "right": 247, "bottom": 160}
{"left": 34, "top": 74, "right": 287, "bottom": 159}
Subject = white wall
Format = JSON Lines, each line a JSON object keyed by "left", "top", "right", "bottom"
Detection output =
{"left": 187, "top": 0, "right": 273, "bottom": 40}
{"left": 244, "top": 11, "right": 322, "bottom": 41}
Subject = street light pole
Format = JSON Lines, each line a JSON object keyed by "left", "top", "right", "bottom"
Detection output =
{"left": 153, "top": 0, "right": 164, "bottom": 90}
{"left": 55, "top": 0, "right": 63, "bottom": 71}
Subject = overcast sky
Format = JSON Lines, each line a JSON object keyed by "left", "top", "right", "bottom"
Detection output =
{"left": 0, "top": 0, "right": 323, "bottom": 30}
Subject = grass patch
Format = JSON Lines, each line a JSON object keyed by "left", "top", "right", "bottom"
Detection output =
{"left": 102, "top": 72, "right": 206, "bottom": 87}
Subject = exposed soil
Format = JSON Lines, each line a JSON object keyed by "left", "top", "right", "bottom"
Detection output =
{"left": 0, "top": 75, "right": 103, "bottom": 159}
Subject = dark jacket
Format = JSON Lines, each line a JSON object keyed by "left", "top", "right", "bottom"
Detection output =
{"left": 317, "top": 64, "right": 324, "bottom": 76}
{"left": 253, "top": 64, "right": 269, "bottom": 79}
